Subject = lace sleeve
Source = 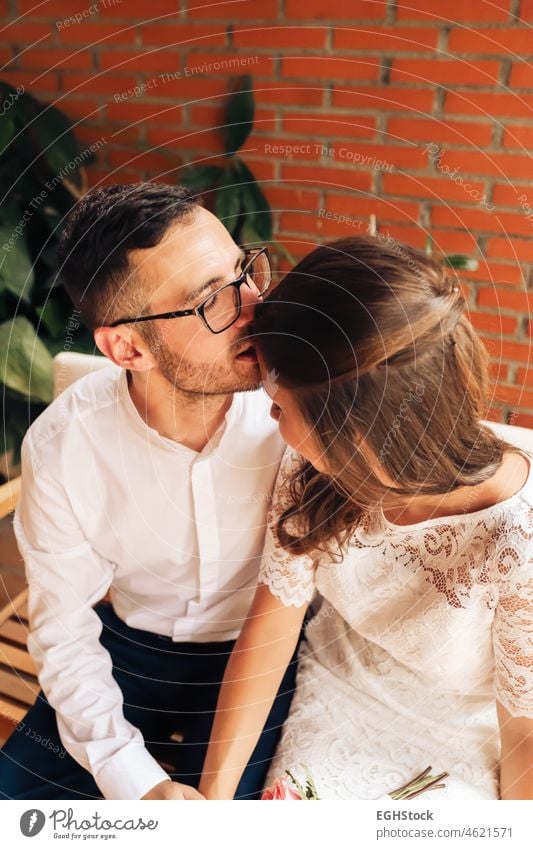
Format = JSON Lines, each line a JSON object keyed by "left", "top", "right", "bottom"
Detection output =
{"left": 258, "top": 448, "right": 318, "bottom": 608}
{"left": 492, "top": 511, "right": 533, "bottom": 718}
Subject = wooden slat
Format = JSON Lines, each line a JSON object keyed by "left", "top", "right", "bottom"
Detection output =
{"left": 0, "top": 583, "right": 34, "bottom": 714}
{"left": 0, "top": 476, "right": 21, "bottom": 519}
{"left": 0, "top": 669, "right": 39, "bottom": 704}
{"left": 0, "top": 641, "right": 36, "bottom": 675}
{"left": 0, "top": 572, "right": 26, "bottom": 609}
{"left": 0, "top": 588, "right": 28, "bottom": 628}
{"left": 0, "top": 695, "right": 27, "bottom": 725}
{"left": 0, "top": 618, "right": 28, "bottom": 645}
{"left": 17, "top": 599, "right": 28, "bottom": 621}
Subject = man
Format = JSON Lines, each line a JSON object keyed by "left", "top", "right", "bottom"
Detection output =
{"left": 0, "top": 183, "right": 298, "bottom": 800}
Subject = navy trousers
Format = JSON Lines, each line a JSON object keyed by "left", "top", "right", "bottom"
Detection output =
{"left": 0, "top": 602, "right": 301, "bottom": 800}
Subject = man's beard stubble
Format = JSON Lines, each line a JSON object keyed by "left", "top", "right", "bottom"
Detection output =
{"left": 150, "top": 326, "right": 261, "bottom": 397}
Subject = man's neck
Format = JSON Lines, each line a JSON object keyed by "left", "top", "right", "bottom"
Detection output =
{"left": 126, "top": 369, "right": 233, "bottom": 453}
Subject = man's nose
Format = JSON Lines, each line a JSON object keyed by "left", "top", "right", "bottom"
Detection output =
{"left": 234, "top": 282, "right": 260, "bottom": 327}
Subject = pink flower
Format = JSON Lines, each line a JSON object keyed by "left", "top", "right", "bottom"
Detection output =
{"left": 261, "top": 777, "right": 303, "bottom": 800}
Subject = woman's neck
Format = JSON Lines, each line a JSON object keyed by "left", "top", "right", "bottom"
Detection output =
{"left": 382, "top": 451, "right": 530, "bottom": 527}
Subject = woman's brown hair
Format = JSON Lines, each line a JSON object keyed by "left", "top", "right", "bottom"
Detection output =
{"left": 253, "top": 235, "right": 520, "bottom": 557}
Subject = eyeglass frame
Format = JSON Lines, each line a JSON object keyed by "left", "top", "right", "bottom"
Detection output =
{"left": 107, "top": 246, "right": 271, "bottom": 334}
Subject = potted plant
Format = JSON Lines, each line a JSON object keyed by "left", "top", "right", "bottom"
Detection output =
{"left": 0, "top": 82, "right": 97, "bottom": 479}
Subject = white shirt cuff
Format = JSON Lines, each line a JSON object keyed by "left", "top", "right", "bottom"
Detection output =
{"left": 95, "top": 742, "right": 172, "bottom": 800}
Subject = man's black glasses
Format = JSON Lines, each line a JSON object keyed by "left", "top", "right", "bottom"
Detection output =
{"left": 108, "top": 247, "right": 271, "bottom": 334}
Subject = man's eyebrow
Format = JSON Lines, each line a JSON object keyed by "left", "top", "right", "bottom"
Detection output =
{"left": 181, "top": 249, "right": 246, "bottom": 307}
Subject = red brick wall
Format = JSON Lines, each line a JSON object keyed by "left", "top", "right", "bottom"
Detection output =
{"left": 2, "top": 0, "right": 532, "bottom": 425}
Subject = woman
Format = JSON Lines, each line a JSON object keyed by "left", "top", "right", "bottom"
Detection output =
{"left": 198, "top": 236, "right": 533, "bottom": 800}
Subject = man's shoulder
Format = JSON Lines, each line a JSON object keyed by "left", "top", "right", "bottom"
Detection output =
{"left": 23, "top": 361, "right": 122, "bottom": 454}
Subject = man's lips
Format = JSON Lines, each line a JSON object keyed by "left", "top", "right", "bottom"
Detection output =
{"left": 235, "top": 344, "right": 258, "bottom": 363}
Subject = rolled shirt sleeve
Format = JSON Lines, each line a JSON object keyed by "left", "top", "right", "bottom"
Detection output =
{"left": 13, "top": 431, "right": 170, "bottom": 800}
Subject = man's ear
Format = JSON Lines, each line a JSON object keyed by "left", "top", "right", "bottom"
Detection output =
{"left": 93, "top": 325, "right": 155, "bottom": 372}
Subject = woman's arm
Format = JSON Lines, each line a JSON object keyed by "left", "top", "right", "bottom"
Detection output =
{"left": 199, "top": 584, "right": 308, "bottom": 800}
{"left": 497, "top": 702, "right": 533, "bottom": 799}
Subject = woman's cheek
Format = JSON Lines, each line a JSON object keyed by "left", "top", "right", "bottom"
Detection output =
{"left": 277, "top": 418, "right": 298, "bottom": 452}
{"left": 277, "top": 413, "right": 325, "bottom": 470}
{"left": 279, "top": 422, "right": 312, "bottom": 463}
{"left": 277, "top": 417, "right": 290, "bottom": 445}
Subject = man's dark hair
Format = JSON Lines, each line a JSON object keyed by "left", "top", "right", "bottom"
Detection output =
{"left": 57, "top": 182, "right": 203, "bottom": 332}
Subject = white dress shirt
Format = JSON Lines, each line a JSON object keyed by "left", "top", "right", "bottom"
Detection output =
{"left": 13, "top": 365, "right": 285, "bottom": 800}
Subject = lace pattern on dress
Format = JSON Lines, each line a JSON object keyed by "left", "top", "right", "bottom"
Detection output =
{"left": 491, "top": 506, "right": 533, "bottom": 716}
{"left": 258, "top": 449, "right": 317, "bottom": 608}
{"left": 261, "top": 447, "right": 533, "bottom": 715}
{"left": 356, "top": 502, "right": 533, "bottom": 717}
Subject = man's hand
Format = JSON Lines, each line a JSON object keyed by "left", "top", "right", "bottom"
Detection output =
{"left": 141, "top": 779, "right": 205, "bottom": 800}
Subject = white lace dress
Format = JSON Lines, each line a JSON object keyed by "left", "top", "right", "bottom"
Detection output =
{"left": 259, "top": 450, "right": 533, "bottom": 800}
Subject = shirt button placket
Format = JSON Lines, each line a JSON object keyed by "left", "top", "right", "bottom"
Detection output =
{"left": 183, "top": 457, "right": 220, "bottom": 626}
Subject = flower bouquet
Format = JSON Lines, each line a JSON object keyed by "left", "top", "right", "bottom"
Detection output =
{"left": 262, "top": 765, "right": 449, "bottom": 801}
{"left": 262, "top": 767, "right": 319, "bottom": 800}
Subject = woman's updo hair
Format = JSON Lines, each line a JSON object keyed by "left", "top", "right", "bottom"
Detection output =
{"left": 253, "top": 235, "right": 516, "bottom": 557}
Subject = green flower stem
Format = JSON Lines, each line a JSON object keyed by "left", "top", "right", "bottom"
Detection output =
{"left": 389, "top": 767, "right": 449, "bottom": 800}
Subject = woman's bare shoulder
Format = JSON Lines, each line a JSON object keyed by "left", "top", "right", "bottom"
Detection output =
{"left": 482, "top": 451, "right": 531, "bottom": 508}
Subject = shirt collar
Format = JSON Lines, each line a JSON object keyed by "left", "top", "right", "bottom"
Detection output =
{"left": 117, "top": 367, "right": 241, "bottom": 457}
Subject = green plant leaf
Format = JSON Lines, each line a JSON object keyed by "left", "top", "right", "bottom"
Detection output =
{"left": 180, "top": 164, "right": 224, "bottom": 194}
{"left": 239, "top": 221, "right": 263, "bottom": 246}
{"left": 0, "top": 85, "right": 85, "bottom": 193}
{"left": 39, "top": 239, "right": 60, "bottom": 271}
{"left": 24, "top": 95, "right": 85, "bottom": 190}
{"left": 0, "top": 166, "right": 44, "bottom": 214}
{"left": 0, "top": 228, "right": 34, "bottom": 303}
{"left": 303, "top": 767, "right": 320, "bottom": 800}
{"left": 0, "top": 114, "right": 15, "bottom": 153}
{"left": 0, "top": 80, "right": 22, "bottom": 104}
{"left": 443, "top": 253, "right": 479, "bottom": 271}
{"left": 43, "top": 333, "right": 96, "bottom": 358}
{"left": 0, "top": 200, "right": 24, "bottom": 227}
{"left": 215, "top": 164, "right": 242, "bottom": 235}
{"left": 223, "top": 74, "right": 255, "bottom": 155}
{"left": 0, "top": 81, "right": 24, "bottom": 157}
{"left": 35, "top": 298, "right": 67, "bottom": 339}
{"left": 235, "top": 159, "right": 272, "bottom": 242}
{"left": 40, "top": 205, "right": 63, "bottom": 237}
{"left": 2, "top": 392, "right": 46, "bottom": 462}
{"left": 0, "top": 316, "right": 53, "bottom": 402}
